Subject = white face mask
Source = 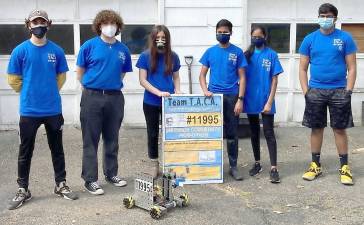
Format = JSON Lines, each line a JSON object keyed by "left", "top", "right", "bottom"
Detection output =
{"left": 101, "top": 25, "right": 117, "bottom": 38}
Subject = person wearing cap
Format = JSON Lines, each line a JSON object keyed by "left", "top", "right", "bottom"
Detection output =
{"left": 76, "top": 10, "right": 132, "bottom": 195}
{"left": 7, "top": 9, "right": 78, "bottom": 210}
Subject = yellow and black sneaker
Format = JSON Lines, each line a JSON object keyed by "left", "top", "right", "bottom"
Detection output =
{"left": 339, "top": 165, "right": 354, "bottom": 185}
{"left": 302, "top": 162, "right": 322, "bottom": 181}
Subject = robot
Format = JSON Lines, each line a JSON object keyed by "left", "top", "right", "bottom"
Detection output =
{"left": 123, "top": 172, "right": 189, "bottom": 219}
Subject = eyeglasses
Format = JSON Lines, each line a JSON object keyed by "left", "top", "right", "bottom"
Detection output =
{"left": 318, "top": 15, "right": 336, "bottom": 19}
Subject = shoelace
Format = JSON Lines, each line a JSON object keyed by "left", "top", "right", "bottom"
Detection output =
{"left": 340, "top": 168, "right": 352, "bottom": 178}
{"left": 59, "top": 185, "right": 71, "bottom": 193}
{"left": 15, "top": 190, "right": 26, "bottom": 201}
{"left": 90, "top": 182, "right": 100, "bottom": 190}
{"left": 110, "top": 176, "right": 121, "bottom": 183}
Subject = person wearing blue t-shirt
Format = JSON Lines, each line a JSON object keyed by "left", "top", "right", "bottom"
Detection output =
{"left": 244, "top": 26, "right": 284, "bottom": 183}
{"left": 7, "top": 9, "right": 78, "bottom": 210}
{"left": 136, "top": 25, "right": 181, "bottom": 178}
{"left": 199, "top": 19, "right": 248, "bottom": 180}
{"left": 76, "top": 10, "right": 133, "bottom": 195}
{"left": 299, "top": 3, "right": 357, "bottom": 185}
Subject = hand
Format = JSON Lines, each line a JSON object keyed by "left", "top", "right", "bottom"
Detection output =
{"left": 234, "top": 100, "right": 243, "bottom": 116}
{"left": 203, "top": 90, "right": 213, "bottom": 97}
{"left": 158, "top": 91, "right": 171, "bottom": 97}
{"left": 262, "top": 102, "right": 272, "bottom": 114}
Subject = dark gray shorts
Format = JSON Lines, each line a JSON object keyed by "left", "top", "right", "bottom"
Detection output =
{"left": 302, "top": 88, "right": 354, "bottom": 129}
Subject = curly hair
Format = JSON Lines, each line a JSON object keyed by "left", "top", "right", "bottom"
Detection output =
{"left": 92, "top": 9, "right": 123, "bottom": 36}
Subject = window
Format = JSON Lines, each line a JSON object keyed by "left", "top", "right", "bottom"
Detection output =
{"left": 0, "top": 24, "right": 74, "bottom": 55}
{"left": 342, "top": 24, "right": 364, "bottom": 53}
{"left": 48, "top": 24, "right": 74, "bottom": 55}
{"left": 79, "top": 24, "right": 153, "bottom": 55}
{"left": 251, "top": 23, "right": 290, "bottom": 53}
{"left": 0, "top": 25, "right": 29, "bottom": 55}
{"left": 296, "top": 24, "right": 319, "bottom": 52}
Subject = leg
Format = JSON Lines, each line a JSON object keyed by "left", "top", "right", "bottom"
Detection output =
{"left": 223, "top": 95, "right": 239, "bottom": 168}
{"left": 247, "top": 114, "right": 260, "bottom": 163}
{"left": 102, "top": 93, "right": 124, "bottom": 178}
{"left": 44, "top": 114, "right": 66, "bottom": 185}
{"left": 262, "top": 114, "right": 277, "bottom": 168}
{"left": 80, "top": 91, "right": 103, "bottom": 182}
{"left": 143, "top": 103, "right": 161, "bottom": 160}
{"left": 17, "top": 117, "right": 41, "bottom": 189}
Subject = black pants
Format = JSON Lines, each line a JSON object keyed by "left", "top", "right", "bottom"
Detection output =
{"left": 80, "top": 89, "right": 124, "bottom": 182}
{"left": 17, "top": 114, "right": 66, "bottom": 189}
{"left": 247, "top": 114, "right": 277, "bottom": 166}
{"left": 143, "top": 103, "right": 162, "bottom": 159}
{"left": 223, "top": 95, "right": 239, "bottom": 168}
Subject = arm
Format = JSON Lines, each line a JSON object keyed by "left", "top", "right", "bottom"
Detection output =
{"left": 56, "top": 73, "right": 66, "bottom": 90}
{"left": 76, "top": 66, "right": 85, "bottom": 89}
{"left": 173, "top": 71, "right": 181, "bottom": 94}
{"left": 8, "top": 74, "right": 22, "bottom": 93}
{"left": 262, "top": 75, "right": 278, "bottom": 113}
{"left": 345, "top": 53, "right": 357, "bottom": 91}
{"left": 234, "top": 68, "right": 246, "bottom": 116}
{"left": 139, "top": 69, "right": 170, "bottom": 97}
{"left": 199, "top": 66, "right": 212, "bottom": 96}
{"left": 299, "top": 55, "right": 310, "bottom": 95}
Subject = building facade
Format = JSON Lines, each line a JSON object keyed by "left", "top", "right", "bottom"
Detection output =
{"left": 0, "top": 0, "right": 363, "bottom": 128}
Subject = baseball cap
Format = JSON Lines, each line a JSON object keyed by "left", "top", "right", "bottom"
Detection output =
{"left": 28, "top": 9, "right": 49, "bottom": 22}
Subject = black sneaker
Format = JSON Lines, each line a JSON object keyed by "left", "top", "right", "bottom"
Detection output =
{"left": 270, "top": 168, "right": 281, "bottom": 183}
{"left": 249, "top": 163, "right": 263, "bottom": 176}
{"left": 8, "top": 188, "right": 32, "bottom": 210}
{"left": 54, "top": 181, "right": 78, "bottom": 200}
{"left": 229, "top": 167, "right": 243, "bottom": 181}
{"left": 85, "top": 182, "right": 104, "bottom": 195}
{"left": 105, "top": 176, "right": 127, "bottom": 187}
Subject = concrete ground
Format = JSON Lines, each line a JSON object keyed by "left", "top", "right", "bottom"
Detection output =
{"left": 0, "top": 126, "right": 363, "bottom": 225}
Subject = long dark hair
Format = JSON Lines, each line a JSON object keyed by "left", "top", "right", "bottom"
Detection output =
{"left": 244, "top": 25, "right": 267, "bottom": 63}
{"left": 149, "top": 25, "right": 173, "bottom": 75}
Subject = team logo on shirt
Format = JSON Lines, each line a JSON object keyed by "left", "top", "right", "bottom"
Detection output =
{"left": 48, "top": 53, "right": 56, "bottom": 63}
{"left": 119, "top": 51, "right": 126, "bottom": 63}
{"left": 262, "top": 59, "right": 271, "bottom": 72}
{"left": 333, "top": 39, "right": 343, "bottom": 51}
{"left": 228, "top": 53, "right": 237, "bottom": 65}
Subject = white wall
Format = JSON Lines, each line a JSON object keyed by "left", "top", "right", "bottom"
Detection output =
{"left": 0, "top": 0, "right": 363, "bottom": 129}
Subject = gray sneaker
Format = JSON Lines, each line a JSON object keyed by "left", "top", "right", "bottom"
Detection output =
{"left": 105, "top": 176, "right": 127, "bottom": 187}
{"left": 54, "top": 181, "right": 78, "bottom": 200}
{"left": 229, "top": 167, "right": 244, "bottom": 181}
{"left": 8, "top": 188, "right": 32, "bottom": 210}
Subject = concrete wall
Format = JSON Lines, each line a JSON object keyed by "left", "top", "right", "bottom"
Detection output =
{"left": 0, "top": 0, "right": 363, "bottom": 129}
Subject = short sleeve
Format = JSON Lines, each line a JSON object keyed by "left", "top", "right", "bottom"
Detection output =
{"left": 344, "top": 33, "right": 357, "bottom": 56}
{"left": 271, "top": 52, "right": 284, "bottom": 76}
{"left": 122, "top": 47, "right": 133, "bottom": 73}
{"left": 173, "top": 53, "right": 181, "bottom": 72}
{"left": 7, "top": 47, "right": 23, "bottom": 75}
{"left": 56, "top": 49, "right": 69, "bottom": 74}
{"left": 76, "top": 42, "right": 89, "bottom": 68}
{"left": 199, "top": 49, "right": 210, "bottom": 68}
{"left": 237, "top": 50, "right": 248, "bottom": 69}
{"left": 299, "top": 35, "right": 311, "bottom": 56}
{"left": 135, "top": 52, "right": 149, "bottom": 70}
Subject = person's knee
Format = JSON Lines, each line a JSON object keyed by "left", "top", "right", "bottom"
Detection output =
{"left": 263, "top": 128, "right": 274, "bottom": 139}
{"left": 333, "top": 128, "right": 346, "bottom": 136}
{"left": 311, "top": 128, "right": 324, "bottom": 136}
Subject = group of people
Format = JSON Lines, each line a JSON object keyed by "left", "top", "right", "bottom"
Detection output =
{"left": 6, "top": 2, "right": 357, "bottom": 210}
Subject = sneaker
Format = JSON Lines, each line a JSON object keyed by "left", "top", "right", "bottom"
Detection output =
{"left": 85, "top": 182, "right": 104, "bottom": 195}
{"left": 54, "top": 181, "right": 78, "bottom": 200}
{"left": 339, "top": 165, "right": 354, "bottom": 185}
{"left": 302, "top": 162, "right": 322, "bottom": 181}
{"left": 270, "top": 168, "right": 281, "bottom": 183}
{"left": 8, "top": 188, "right": 32, "bottom": 210}
{"left": 229, "top": 167, "right": 243, "bottom": 181}
{"left": 249, "top": 163, "right": 263, "bottom": 176}
{"left": 105, "top": 176, "right": 127, "bottom": 187}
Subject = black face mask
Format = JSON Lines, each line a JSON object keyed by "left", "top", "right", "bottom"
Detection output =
{"left": 31, "top": 26, "right": 48, "bottom": 39}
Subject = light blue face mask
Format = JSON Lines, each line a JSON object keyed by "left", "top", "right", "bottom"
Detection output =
{"left": 318, "top": 17, "right": 335, "bottom": 30}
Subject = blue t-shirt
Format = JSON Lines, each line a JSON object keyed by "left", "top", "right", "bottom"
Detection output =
{"left": 199, "top": 44, "right": 248, "bottom": 94}
{"left": 76, "top": 36, "right": 133, "bottom": 90}
{"left": 299, "top": 29, "right": 357, "bottom": 89}
{"left": 136, "top": 50, "right": 181, "bottom": 106}
{"left": 244, "top": 48, "right": 283, "bottom": 114}
{"left": 7, "top": 40, "right": 69, "bottom": 117}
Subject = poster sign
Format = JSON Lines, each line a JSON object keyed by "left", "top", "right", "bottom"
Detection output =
{"left": 162, "top": 94, "right": 223, "bottom": 185}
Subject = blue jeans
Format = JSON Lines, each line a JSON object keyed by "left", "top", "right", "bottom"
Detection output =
{"left": 223, "top": 94, "right": 239, "bottom": 168}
